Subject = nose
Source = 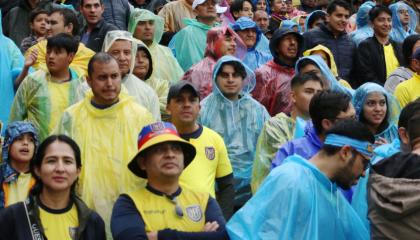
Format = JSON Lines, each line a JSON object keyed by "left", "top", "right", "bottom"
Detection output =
{"left": 55, "top": 160, "right": 65, "bottom": 172}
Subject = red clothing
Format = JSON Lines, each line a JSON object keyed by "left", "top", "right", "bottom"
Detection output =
{"left": 253, "top": 60, "right": 295, "bottom": 115}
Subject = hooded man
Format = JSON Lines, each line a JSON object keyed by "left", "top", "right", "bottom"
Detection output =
{"left": 231, "top": 17, "right": 272, "bottom": 71}
{"left": 199, "top": 56, "right": 270, "bottom": 209}
{"left": 253, "top": 28, "right": 304, "bottom": 116}
{"left": 128, "top": 9, "right": 184, "bottom": 84}
{"left": 181, "top": 26, "right": 246, "bottom": 100}
{"left": 102, "top": 30, "right": 161, "bottom": 120}
{"left": 389, "top": 1, "right": 418, "bottom": 43}
{"left": 169, "top": 0, "right": 219, "bottom": 71}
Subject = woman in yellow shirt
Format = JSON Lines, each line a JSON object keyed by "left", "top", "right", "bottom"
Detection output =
{"left": 0, "top": 135, "right": 106, "bottom": 240}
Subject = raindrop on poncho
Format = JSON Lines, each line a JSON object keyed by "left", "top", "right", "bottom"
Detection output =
{"left": 199, "top": 55, "right": 269, "bottom": 207}
{"left": 102, "top": 30, "right": 161, "bottom": 120}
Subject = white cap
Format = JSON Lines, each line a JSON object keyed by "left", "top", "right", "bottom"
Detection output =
{"left": 216, "top": 4, "right": 227, "bottom": 13}
{"left": 192, "top": 0, "right": 206, "bottom": 9}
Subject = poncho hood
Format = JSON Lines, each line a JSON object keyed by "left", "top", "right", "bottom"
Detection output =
{"left": 128, "top": 8, "right": 164, "bottom": 44}
{"left": 231, "top": 17, "right": 263, "bottom": 51}
{"left": 269, "top": 28, "right": 303, "bottom": 66}
{"left": 2, "top": 121, "right": 39, "bottom": 163}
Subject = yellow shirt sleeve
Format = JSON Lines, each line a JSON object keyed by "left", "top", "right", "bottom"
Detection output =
{"left": 394, "top": 82, "right": 410, "bottom": 108}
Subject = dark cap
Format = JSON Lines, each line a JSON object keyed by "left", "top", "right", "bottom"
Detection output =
{"left": 413, "top": 47, "right": 420, "bottom": 60}
{"left": 167, "top": 81, "right": 200, "bottom": 104}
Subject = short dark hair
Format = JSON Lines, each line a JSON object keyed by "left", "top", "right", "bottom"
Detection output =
{"left": 47, "top": 33, "right": 79, "bottom": 54}
{"left": 408, "top": 114, "right": 420, "bottom": 143}
{"left": 50, "top": 7, "right": 80, "bottom": 36}
{"left": 217, "top": 61, "right": 247, "bottom": 79}
{"left": 309, "top": 90, "right": 352, "bottom": 134}
{"left": 30, "top": 135, "right": 82, "bottom": 196}
{"left": 369, "top": 5, "right": 392, "bottom": 22}
{"left": 402, "top": 34, "right": 420, "bottom": 67}
{"left": 321, "top": 119, "right": 375, "bottom": 155}
{"left": 307, "top": 11, "right": 327, "bottom": 29}
{"left": 87, "top": 52, "right": 118, "bottom": 76}
{"left": 29, "top": 8, "right": 49, "bottom": 23}
{"left": 80, "top": 0, "right": 103, "bottom": 6}
{"left": 230, "top": 0, "right": 254, "bottom": 19}
{"left": 398, "top": 98, "right": 420, "bottom": 129}
{"left": 296, "top": 58, "right": 319, "bottom": 72}
{"left": 326, "top": 0, "right": 351, "bottom": 14}
{"left": 291, "top": 72, "right": 324, "bottom": 89}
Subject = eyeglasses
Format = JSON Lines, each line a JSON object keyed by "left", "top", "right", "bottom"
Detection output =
{"left": 166, "top": 196, "right": 184, "bottom": 217}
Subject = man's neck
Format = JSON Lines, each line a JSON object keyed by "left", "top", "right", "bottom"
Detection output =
{"left": 375, "top": 34, "right": 390, "bottom": 45}
{"left": 197, "top": 17, "right": 216, "bottom": 26}
{"left": 148, "top": 178, "right": 180, "bottom": 196}
{"left": 175, "top": 122, "right": 199, "bottom": 135}
{"left": 50, "top": 69, "right": 71, "bottom": 83}
{"left": 39, "top": 188, "right": 71, "bottom": 210}
{"left": 10, "top": 161, "right": 30, "bottom": 173}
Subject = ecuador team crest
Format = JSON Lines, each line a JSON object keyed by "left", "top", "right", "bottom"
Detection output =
{"left": 205, "top": 147, "right": 215, "bottom": 160}
{"left": 186, "top": 205, "right": 203, "bottom": 222}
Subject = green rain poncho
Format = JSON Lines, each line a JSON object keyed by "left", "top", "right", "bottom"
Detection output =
{"left": 170, "top": 18, "right": 218, "bottom": 71}
{"left": 102, "top": 30, "right": 161, "bottom": 120}
{"left": 9, "top": 69, "right": 83, "bottom": 140}
{"left": 128, "top": 9, "right": 184, "bottom": 83}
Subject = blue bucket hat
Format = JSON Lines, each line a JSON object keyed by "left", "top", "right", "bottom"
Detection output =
{"left": 2, "top": 121, "right": 39, "bottom": 163}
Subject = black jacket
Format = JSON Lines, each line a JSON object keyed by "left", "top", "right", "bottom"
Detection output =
{"left": 0, "top": 194, "right": 106, "bottom": 240}
{"left": 355, "top": 36, "right": 403, "bottom": 87}
{"left": 303, "top": 24, "right": 356, "bottom": 83}
{"left": 81, "top": 19, "right": 118, "bottom": 52}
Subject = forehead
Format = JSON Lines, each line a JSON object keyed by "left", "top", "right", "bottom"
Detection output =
{"left": 91, "top": 60, "right": 120, "bottom": 75}
{"left": 43, "top": 141, "right": 75, "bottom": 158}
{"left": 331, "top": 6, "right": 350, "bottom": 15}
{"left": 281, "top": 33, "right": 298, "bottom": 41}
{"left": 300, "top": 79, "right": 323, "bottom": 89}
{"left": 366, "top": 91, "right": 386, "bottom": 101}
{"left": 34, "top": 13, "right": 48, "bottom": 19}
{"left": 109, "top": 40, "right": 132, "bottom": 50}
{"left": 49, "top": 12, "right": 64, "bottom": 22}
{"left": 83, "top": 0, "right": 102, "bottom": 5}
{"left": 374, "top": 11, "right": 392, "bottom": 20}
{"left": 220, "top": 64, "right": 236, "bottom": 73}
{"left": 243, "top": 1, "right": 252, "bottom": 7}
{"left": 255, "top": 11, "right": 268, "bottom": 18}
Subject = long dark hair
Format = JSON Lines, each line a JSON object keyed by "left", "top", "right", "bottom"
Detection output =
{"left": 30, "top": 135, "right": 82, "bottom": 196}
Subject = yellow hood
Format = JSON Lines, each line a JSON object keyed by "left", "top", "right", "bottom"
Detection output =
{"left": 303, "top": 44, "right": 339, "bottom": 77}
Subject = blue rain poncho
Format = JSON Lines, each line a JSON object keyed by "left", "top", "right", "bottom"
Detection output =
{"left": 251, "top": 0, "right": 271, "bottom": 14}
{"left": 352, "top": 83, "right": 400, "bottom": 143}
{"left": 231, "top": 17, "right": 272, "bottom": 71}
{"left": 170, "top": 18, "right": 218, "bottom": 71}
{"left": 199, "top": 56, "right": 269, "bottom": 206}
{"left": 351, "top": 138, "right": 401, "bottom": 230}
{"left": 128, "top": 9, "right": 184, "bottom": 83}
{"left": 350, "top": 1, "right": 375, "bottom": 46}
{"left": 389, "top": 2, "right": 418, "bottom": 43}
{"left": 227, "top": 154, "right": 369, "bottom": 240}
{"left": 280, "top": 19, "right": 299, "bottom": 30}
{"left": 295, "top": 55, "right": 354, "bottom": 96}
{"left": 0, "top": 11, "right": 24, "bottom": 131}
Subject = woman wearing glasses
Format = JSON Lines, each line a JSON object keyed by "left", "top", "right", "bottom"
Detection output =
{"left": 0, "top": 135, "right": 106, "bottom": 240}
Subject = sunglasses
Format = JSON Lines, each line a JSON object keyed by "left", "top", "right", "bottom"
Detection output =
{"left": 166, "top": 195, "right": 184, "bottom": 217}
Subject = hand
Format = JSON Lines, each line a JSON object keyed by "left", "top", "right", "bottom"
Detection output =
{"left": 374, "top": 137, "right": 388, "bottom": 146}
{"left": 202, "top": 221, "right": 219, "bottom": 232}
{"left": 147, "top": 231, "right": 158, "bottom": 240}
{"left": 24, "top": 49, "right": 38, "bottom": 68}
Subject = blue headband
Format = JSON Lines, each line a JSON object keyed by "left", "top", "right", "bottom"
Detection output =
{"left": 324, "top": 134, "right": 373, "bottom": 158}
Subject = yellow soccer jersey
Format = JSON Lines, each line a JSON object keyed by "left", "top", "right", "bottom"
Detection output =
{"left": 127, "top": 186, "right": 209, "bottom": 232}
{"left": 179, "top": 126, "right": 233, "bottom": 197}
{"left": 394, "top": 73, "right": 420, "bottom": 108}
{"left": 39, "top": 203, "right": 79, "bottom": 240}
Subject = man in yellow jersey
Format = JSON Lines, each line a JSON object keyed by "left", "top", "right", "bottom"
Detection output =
{"left": 56, "top": 52, "right": 154, "bottom": 236}
{"left": 166, "top": 82, "right": 234, "bottom": 219}
{"left": 23, "top": 7, "right": 95, "bottom": 77}
{"left": 111, "top": 122, "right": 228, "bottom": 240}
{"left": 355, "top": 5, "right": 403, "bottom": 87}
{"left": 395, "top": 48, "right": 420, "bottom": 108}
{"left": 10, "top": 33, "right": 83, "bottom": 141}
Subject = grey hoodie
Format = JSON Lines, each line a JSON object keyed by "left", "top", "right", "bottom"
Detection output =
{"left": 368, "top": 152, "right": 420, "bottom": 239}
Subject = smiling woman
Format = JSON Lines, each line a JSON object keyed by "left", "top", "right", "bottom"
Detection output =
{"left": 0, "top": 135, "right": 106, "bottom": 240}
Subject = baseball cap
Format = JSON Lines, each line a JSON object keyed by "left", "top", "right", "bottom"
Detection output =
{"left": 192, "top": 0, "right": 218, "bottom": 9}
{"left": 216, "top": 4, "right": 227, "bottom": 13}
{"left": 167, "top": 81, "right": 200, "bottom": 104}
{"left": 128, "top": 122, "right": 196, "bottom": 178}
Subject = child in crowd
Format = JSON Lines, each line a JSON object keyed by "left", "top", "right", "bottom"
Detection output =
{"left": 21, "top": 8, "right": 50, "bottom": 53}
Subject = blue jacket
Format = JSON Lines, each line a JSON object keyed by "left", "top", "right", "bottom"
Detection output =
{"left": 303, "top": 24, "right": 356, "bottom": 82}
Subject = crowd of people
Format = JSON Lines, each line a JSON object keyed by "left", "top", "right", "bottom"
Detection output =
{"left": 0, "top": 0, "right": 419, "bottom": 239}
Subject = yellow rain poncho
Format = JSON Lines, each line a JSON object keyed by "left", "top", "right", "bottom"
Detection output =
{"left": 128, "top": 9, "right": 184, "bottom": 83}
{"left": 56, "top": 91, "right": 154, "bottom": 234}
{"left": 102, "top": 30, "right": 161, "bottom": 120}
{"left": 25, "top": 40, "right": 95, "bottom": 77}
{"left": 303, "top": 44, "right": 353, "bottom": 89}
{"left": 134, "top": 39, "right": 169, "bottom": 120}
{"left": 9, "top": 69, "right": 83, "bottom": 141}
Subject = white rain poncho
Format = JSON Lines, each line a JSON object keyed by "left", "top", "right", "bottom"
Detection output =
{"left": 102, "top": 30, "right": 161, "bottom": 120}
{"left": 199, "top": 55, "right": 269, "bottom": 207}
{"left": 55, "top": 91, "right": 154, "bottom": 234}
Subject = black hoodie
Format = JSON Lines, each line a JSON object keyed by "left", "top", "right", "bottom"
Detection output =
{"left": 268, "top": 28, "right": 304, "bottom": 68}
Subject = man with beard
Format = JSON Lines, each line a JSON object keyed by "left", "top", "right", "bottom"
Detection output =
{"left": 227, "top": 119, "right": 374, "bottom": 240}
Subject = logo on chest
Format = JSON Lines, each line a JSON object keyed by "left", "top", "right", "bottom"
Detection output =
{"left": 186, "top": 205, "right": 203, "bottom": 222}
{"left": 205, "top": 147, "right": 215, "bottom": 160}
